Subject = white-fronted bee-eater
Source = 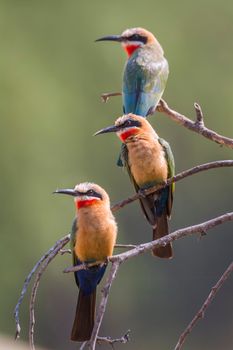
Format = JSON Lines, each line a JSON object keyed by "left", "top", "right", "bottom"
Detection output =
{"left": 95, "top": 114, "right": 174, "bottom": 258}
{"left": 54, "top": 182, "right": 117, "bottom": 341}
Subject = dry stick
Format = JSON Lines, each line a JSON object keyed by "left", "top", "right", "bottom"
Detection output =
{"left": 100, "top": 93, "right": 233, "bottom": 149}
{"left": 157, "top": 99, "right": 233, "bottom": 148}
{"left": 111, "top": 160, "right": 233, "bottom": 212}
{"left": 29, "top": 236, "right": 70, "bottom": 350}
{"left": 174, "top": 261, "right": 233, "bottom": 350}
{"left": 14, "top": 234, "right": 70, "bottom": 339}
{"left": 88, "top": 261, "right": 121, "bottom": 350}
{"left": 97, "top": 330, "right": 130, "bottom": 346}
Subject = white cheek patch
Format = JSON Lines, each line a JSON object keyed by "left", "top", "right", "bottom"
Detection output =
{"left": 117, "top": 127, "right": 139, "bottom": 137}
{"left": 121, "top": 41, "right": 144, "bottom": 48}
{"left": 76, "top": 195, "right": 101, "bottom": 202}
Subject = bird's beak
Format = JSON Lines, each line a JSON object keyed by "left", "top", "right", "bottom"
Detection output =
{"left": 94, "top": 125, "right": 119, "bottom": 136}
{"left": 95, "top": 35, "right": 123, "bottom": 42}
{"left": 53, "top": 189, "right": 77, "bottom": 196}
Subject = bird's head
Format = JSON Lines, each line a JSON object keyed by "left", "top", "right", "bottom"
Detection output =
{"left": 54, "top": 182, "right": 109, "bottom": 210}
{"left": 96, "top": 27, "right": 160, "bottom": 57}
{"left": 95, "top": 114, "right": 156, "bottom": 143}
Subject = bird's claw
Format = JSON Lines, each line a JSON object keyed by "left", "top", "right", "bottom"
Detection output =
{"left": 138, "top": 189, "right": 146, "bottom": 198}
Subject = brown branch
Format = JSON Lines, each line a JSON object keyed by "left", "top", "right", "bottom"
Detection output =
{"left": 29, "top": 235, "right": 70, "bottom": 350}
{"left": 110, "top": 212, "right": 233, "bottom": 263}
{"left": 97, "top": 330, "right": 130, "bottom": 346}
{"left": 111, "top": 160, "right": 233, "bottom": 212}
{"left": 157, "top": 99, "right": 233, "bottom": 148}
{"left": 101, "top": 92, "right": 122, "bottom": 103}
{"left": 174, "top": 261, "right": 233, "bottom": 350}
{"left": 88, "top": 261, "right": 121, "bottom": 349}
{"left": 14, "top": 234, "right": 70, "bottom": 340}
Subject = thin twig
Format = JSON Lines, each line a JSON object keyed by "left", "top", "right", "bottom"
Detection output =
{"left": 97, "top": 330, "right": 131, "bottom": 346}
{"left": 110, "top": 212, "right": 233, "bottom": 263}
{"left": 101, "top": 92, "right": 122, "bottom": 103}
{"left": 29, "top": 236, "right": 70, "bottom": 350}
{"left": 59, "top": 248, "right": 71, "bottom": 255}
{"left": 111, "top": 160, "right": 233, "bottom": 212}
{"left": 14, "top": 234, "right": 70, "bottom": 339}
{"left": 88, "top": 262, "right": 121, "bottom": 349}
{"left": 157, "top": 99, "right": 233, "bottom": 148}
{"left": 63, "top": 261, "right": 106, "bottom": 273}
{"left": 115, "top": 243, "right": 137, "bottom": 249}
{"left": 174, "top": 261, "right": 233, "bottom": 350}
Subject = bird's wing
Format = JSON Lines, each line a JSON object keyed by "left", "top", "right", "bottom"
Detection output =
{"left": 123, "top": 54, "right": 169, "bottom": 116}
{"left": 120, "top": 143, "right": 139, "bottom": 191}
{"left": 70, "top": 218, "right": 80, "bottom": 286}
{"left": 158, "top": 137, "right": 175, "bottom": 217}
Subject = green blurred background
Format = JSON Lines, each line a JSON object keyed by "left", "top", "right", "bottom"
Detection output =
{"left": 0, "top": 0, "right": 233, "bottom": 349}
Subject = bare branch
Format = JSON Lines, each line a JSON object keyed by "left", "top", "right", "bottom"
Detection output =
{"left": 59, "top": 248, "right": 71, "bottom": 255}
{"left": 110, "top": 212, "right": 233, "bottom": 263}
{"left": 174, "top": 261, "right": 233, "bottom": 350}
{"left": 14, "top": 234, "right": 70, "bottom": 340}
{"left": 111, "top": 160, "right": 233, "bottom": 212}
{"left": 63, "top": 261, "right": 106, "bottom": 274}
{"left": 29, "top": 236, "right": 70, "bottom": 350}
{"left": 101, "top": 92, "right": 122, "bottom": 103}
{"left": 88, "top": 262, "right": 121, "bottom": 349}
{"left": 97, "top": 330, "right": 130, "bottom": 346}
{"left": 157, "top": 99, "right": 233, "bottom": 148}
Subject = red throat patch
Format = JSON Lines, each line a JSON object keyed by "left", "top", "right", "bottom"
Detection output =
{"left": 76, "top": 199, "right": 99, "bottom": 209}
{"left": 119, "top": 128, "right": 139, "bottom": 142}
{"left": 124, "top": 44, "right": 140, "bottom": 57}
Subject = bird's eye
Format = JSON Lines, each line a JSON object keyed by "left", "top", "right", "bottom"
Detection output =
{"left": 124, "top": 120, "right": 132, "bottom": 127}
{"left": 87, "top": 189, "right": 94, "bottom": 195}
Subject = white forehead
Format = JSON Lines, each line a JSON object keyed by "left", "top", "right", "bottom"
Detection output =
{"left": 115, "top": 115, "right": 129, "bottom": 125}
{"left": 115, "top": 114, "right": 143, "bottom": 126}
{"left": 121, "top": 27, "right": 143, "bottom": 37}
{"left": 74, "top": 182, "right": 95, "bottom": 192}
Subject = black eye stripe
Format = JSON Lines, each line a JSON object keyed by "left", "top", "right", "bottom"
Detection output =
{"left": 127, "top": 34, "right": 147, "bottom": 44}
{"left": 122, "top": 119, "right": 142, "bottom": 128}
{"left": 86, "top": 189, "right": 103, "bottom": 200}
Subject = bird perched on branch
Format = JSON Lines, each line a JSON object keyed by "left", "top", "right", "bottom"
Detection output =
{"left": 54, "top": 183, "right": 117, "bottom": 341}
{"left": 95, "top": 114, "right": 174, "bottom": 258}
{"left": 96, "top": 27, "right": 169, "bottom": 166}
{"left": 96, "top": 27, "right": 169, "bottom": 118}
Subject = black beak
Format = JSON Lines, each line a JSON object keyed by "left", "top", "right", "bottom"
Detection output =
{"left": 53, "top": 189, "right": 77, "bottom": 196}
{"left": 95, "top": 35, "right": 123, "bottom": 43}
{"left": 94, "top": 125, "right": 119, "bottom": 136}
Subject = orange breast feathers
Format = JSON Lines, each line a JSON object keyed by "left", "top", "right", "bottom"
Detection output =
{"left": 74, "top": 206, "right": 117, "bottom": 262}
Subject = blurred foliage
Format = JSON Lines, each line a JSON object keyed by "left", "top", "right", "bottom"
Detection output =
{"left": 0, "top": 0, "right": 233, "bottom": 349}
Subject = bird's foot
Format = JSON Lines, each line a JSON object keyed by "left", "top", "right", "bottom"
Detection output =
{"left": 138, "top": 189, "right": 146, "bottom": 198}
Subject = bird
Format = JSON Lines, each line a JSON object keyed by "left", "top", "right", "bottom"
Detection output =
{"left": 96, "top": 27, "right": 169, "bottom": 118}
{"left": 95, "top": 114, "right": 174, "bottom": 258}
{"left": 54, "top": 182, "right": 117, "bottom": 341}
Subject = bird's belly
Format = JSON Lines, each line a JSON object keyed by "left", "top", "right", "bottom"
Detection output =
{"left": 74, "top": 228, "right": 116, "bottom": 263}
{"left": 128, "top": 143, "right": 168, "bottom": 186}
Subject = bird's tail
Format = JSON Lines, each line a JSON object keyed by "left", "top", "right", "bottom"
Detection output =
{"left": 152, "top": 213, "right": 173, "bottom": 258}
{"left": 71, "top": 289, "right": 96, "bottom": 342}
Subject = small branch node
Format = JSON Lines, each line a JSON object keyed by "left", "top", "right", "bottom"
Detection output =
{"left": 101, "top": 92, "right": 122, "bottom": 103}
